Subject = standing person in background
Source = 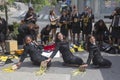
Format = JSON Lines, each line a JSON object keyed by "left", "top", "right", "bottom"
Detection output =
{"left": 66, "top": 5, "right": 72, "bottom": 41}
{"left": 81, "top": 12, "right": 89, "bottom": 41}
{"left": 88, "top": 8, "right": 94, "bottom": 35}
{"left": 24, "top": 7, "right": 37, "bottom": 24}
{"left": 81, "top": 6, "right": 89, "bottom": 41}
{"left": 59, "top": 10, "right": 69, "bottom": 39}
{"left": 71, "top": 8, "right": 81, "bottom": 43}
{"left": 110, "top": 7, "right": 120, "bottom": 47}
{"left": 49, "top": 10, "right": 59, "bottom": 41}
{"left": 0, "top": 17, "right": 7, "bottom": 53}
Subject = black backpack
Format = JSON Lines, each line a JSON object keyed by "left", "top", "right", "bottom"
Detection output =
{"left": 109, "top": 46, "right": 120, "bottom": 54}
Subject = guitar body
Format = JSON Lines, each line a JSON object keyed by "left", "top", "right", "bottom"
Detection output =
{"left": 50, "top": 21, "right": 57, "bottom": 25}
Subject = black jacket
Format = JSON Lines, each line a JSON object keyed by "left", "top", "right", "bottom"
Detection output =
{"left": 50, "top": 41, "right": 74, "bottom": 62}
{"left": 20, "top": 42, "right": 42, "bottom": 62}
{"left": 87, "top": 43, "right": 103, "bottom": 65}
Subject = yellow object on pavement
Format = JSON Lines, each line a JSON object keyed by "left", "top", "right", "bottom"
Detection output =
{"left": 73, "top": 45, "right": 79, "bottom": 48}
{"left": 2, "top": 66, "right": 15, "bottom": 72}
{"left": 70, "top": 48, "right": 75, "bottom": 53}
{"left": 72, "top": 69, "right": 86, "bottom": 76}
{"left": 35, "top": 61, "right": 47, "bottom": 76}
{"left": 78, "top": 45, "right": 84, "bottom": 52}
{"left": 0, "top": 56, "right": 8, "bottom": 62}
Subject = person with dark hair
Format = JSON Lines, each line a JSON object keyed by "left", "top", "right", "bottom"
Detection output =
{"left": 94, "top": 19, "right": 109, "bottom": 44}
{"left": 13, "top": 36, "right": 50, "bottom": 69}
{"left": 0, "top": 17, "right": 7, "bottom": 53}
{"left": 88, "top": 8, "right": 94, "bottom": 34}
{"left": 71, "top": 8, "right": 81, "bottom": 43}
{"left": 40, "top": 24, "right": 51, "bottom": 45}
{"left": 49, "top": 9, "right": 59, "bottom": 40}
{"left": 86, "top": 35, "right": 112, "bottom": 68}
{"left": 46, "top": 32, "right": 87, "bottom": 68}
{"left": 59, "top": 11, "right": 69, "bottom": 38}
{"left": 110, "top": 7, "right": 120, "bottom": 46}
{"left": 66, "top": 5, "right": 72, "bottom": 41}
{"left": 81, "top": 12, "right": 89, "bottom": 41}
{"left": 81, "top": 7, "right": 94, "bottom": 41}
{"left": 18, "top": 23, "right": 36, "bottom": 44}
{"left": 24, "top": 7, "right": 37, "bottom": 24}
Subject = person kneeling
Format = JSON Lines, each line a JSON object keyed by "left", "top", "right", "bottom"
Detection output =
{"left": 86, "top": 35, "right": 112, "bottom": 68}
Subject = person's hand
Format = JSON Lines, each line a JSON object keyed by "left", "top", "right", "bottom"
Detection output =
{"left": 30, "top": 15, "right": 33, "bottom": 18}
{"left": 12, "top": 64, "right": 18, "bottom": 70}
{"left": 45, "top": 58, "right": 52, "bottom": 63}
{"left": 16, "top": 62, "right": 21, "bottom": 67}
{"left": 12, "top": 62, "right": 22, "bottom": 70}
{"left": 81, "top": 64, "right": 88, "bottom": 68}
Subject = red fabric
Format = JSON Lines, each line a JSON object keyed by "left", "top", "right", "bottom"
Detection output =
{"left": 44, "top": 43, "right": 55, "bottom": 51}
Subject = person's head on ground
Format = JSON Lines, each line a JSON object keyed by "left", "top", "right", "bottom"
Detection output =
{"left": 55, "top": 32, "right": 65, "bottom": 43}
{"left": 24, "top": 35, "right": 33, "bottom": 44}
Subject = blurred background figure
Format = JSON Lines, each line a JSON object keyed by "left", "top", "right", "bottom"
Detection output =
{"left": 40, "top": 24, "right": 51, "bottom": 45}
{"left": 24, "top": 7, "right": 37, "bottom": 24}
{"left": 0, "top": 17, "right": 7, "bottom": 53}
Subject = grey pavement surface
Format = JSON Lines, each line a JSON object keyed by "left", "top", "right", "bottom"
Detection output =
{"left": 0, "top": 52, "right": 120, "bottom": 80}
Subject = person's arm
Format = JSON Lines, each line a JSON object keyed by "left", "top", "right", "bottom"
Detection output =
{"left": 16, "top": 46, "right": 28, "bottom": 68}
{"left": 92, "top": 14, "right": 94, "bottom": 22}
{"left": 49, "top": 15, "right": 58, "bottom": 22}
{"left": 46, "top": 43, "right": 60, "bottom": 62}
{"left": 86, "top": 50, "right": 94, "bottom": 65}
{"left": 24, "top": 13, "right": 33, "bottom": 21}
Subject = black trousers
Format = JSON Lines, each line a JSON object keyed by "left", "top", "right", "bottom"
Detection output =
{"left": 32, "top": 56, "right": 51, "bottom": 66}
{"left": 93, "top": 57, "right": 112, "bottom": 67}
{"left": 64, "top": 56, "right": 83, "bottom": 65}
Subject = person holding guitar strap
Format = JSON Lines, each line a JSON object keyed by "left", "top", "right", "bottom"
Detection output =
{"left": 59, "top": 10, "right": 69, "bottom": 39}
{"left": 49, "top": 10, "right": 59, "bottom": 40}
{"left": 71, "top": 8, "right": 81, "bottom": 43}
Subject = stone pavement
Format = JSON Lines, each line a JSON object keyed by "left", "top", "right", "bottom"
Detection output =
{"left": 0, "top": 52, "right": 120, "bottom": 80}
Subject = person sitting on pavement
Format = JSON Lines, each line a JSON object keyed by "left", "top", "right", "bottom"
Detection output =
{"left": 46, "top": 32, "right": 87, "bottom": 68}
{"left": 13, "top": 35, "right": 50, "bottom": 69}
{"left": 86, "top": 35, "right": 112, "bottom": 68}
{"left": 93, "top": 19, "right": 110, "bottom": 44}
{"left": 40, "top": 24, "right": 51, "bottom": 45}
